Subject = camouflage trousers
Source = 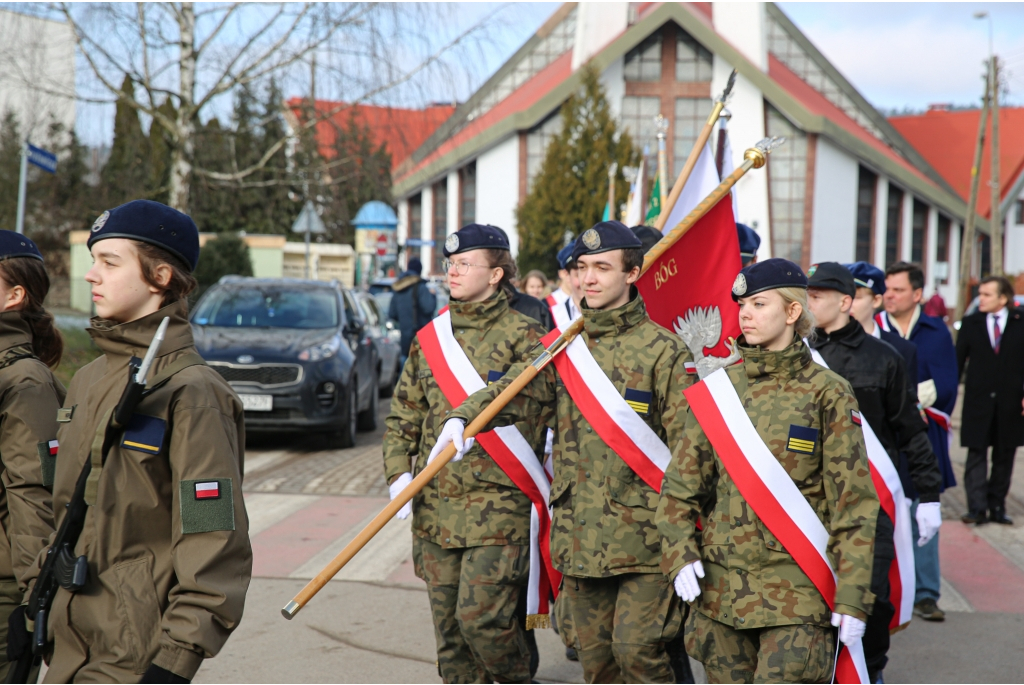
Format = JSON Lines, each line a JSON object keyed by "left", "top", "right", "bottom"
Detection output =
{"left": 686, "top": 611, "right": 835, "bottom": 684}
{"left": 413, "top": 537, "right": 531, "bottom": 684}
{"left": 560, "top": 573, "right": 682, "bottom": 684}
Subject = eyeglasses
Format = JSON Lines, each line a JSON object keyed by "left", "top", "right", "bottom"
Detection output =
{"left": 442, "top": 259, "right": 495, "bottom": 276}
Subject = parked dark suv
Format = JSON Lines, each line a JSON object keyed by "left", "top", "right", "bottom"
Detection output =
{"left": 190, "top": 277, "right": 379, "bottom": 447}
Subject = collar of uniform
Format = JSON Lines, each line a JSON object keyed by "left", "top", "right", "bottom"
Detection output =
{"left": 88, "top": 299, "right": 195, "bottom": 362}
{"left": 447, "top": 288, "right": 509, "bottom": 330}
{"left": 737, "top": 336, "right": 811, "bottom": 379}
{"left": 581, "top": 287, "right": 646, "bottom": 338}
{"left": 0, "top": 311, "right": 33, "bottom": 352}
{"left": 811, "top": 319, "right": 863, "bottom": 349}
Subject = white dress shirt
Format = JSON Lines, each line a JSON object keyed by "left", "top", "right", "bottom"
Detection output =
{"left": 987, "top": 307, "right": 1008, "bottom": 349}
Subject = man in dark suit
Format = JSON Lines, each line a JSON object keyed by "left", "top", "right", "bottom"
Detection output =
{"left": 956, "top": 275, "right": 1024, "bottom": 525}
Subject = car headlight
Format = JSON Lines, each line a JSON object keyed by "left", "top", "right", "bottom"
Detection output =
{"left": 299, "top": 335, "right": 341, "bottom": 362}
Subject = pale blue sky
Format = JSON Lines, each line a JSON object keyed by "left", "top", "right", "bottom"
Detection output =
{"left": 70, "top": 2, "right": 1024, "bottom": 146}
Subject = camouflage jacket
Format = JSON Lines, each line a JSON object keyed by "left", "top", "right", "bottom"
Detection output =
{"left": 382, "top": 290, "right": 550, "bottom": 548}
{"left": 657, "top": 338, "right": 879, "bottom": 629}
{"left": 450, "top": 291, "right": 694, "bottom": 578}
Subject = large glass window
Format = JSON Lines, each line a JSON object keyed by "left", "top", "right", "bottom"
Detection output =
{"left": 676, "top": 31, "right": 713, "bottom": 82}
{"left": 409, "top": 193, "right": 422, "bottom": 243}
{"left": 911, "top": 199, "right": 927, "bottom": 264}
{"left": 855, "top": 167, "right": 876, "bottom": 262}
{"left": 526, "top": 110, "right": 563, "bottom": 193}
{"left": 624, "top": 34, "right": 662, "bottom": 82}
{"left": 935, "top": 214, "right": 951, "bottom": 284}
{"left": 460, "top": 163, "right": 476, "bottom": 226}
{"left": 673, "top": 98, "right": 713, "bottom": 178}
{"left": 885, "top": 185, "right": 902, "bottom": 267}
{"left": 432, "top": 181, "right": 447, "bottom": 275}
{"left": 766, "top": 105, "right": 807, "bottom": 264}
{"left": 621, "top": 96, "right": 661, "bottom": 155}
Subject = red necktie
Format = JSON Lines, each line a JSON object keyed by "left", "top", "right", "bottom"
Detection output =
{"left": 993, "top": 316, "right": 1002, "bottom": 354}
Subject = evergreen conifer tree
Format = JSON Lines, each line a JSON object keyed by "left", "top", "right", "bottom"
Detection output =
{"left": 515, "top": 67, "right": 639, "bottom": 277}
{"left": 100, "top": 75, "right": 153, "bottom": 209}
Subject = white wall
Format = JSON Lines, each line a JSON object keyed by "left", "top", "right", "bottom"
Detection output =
{"left": 938, "top": 220, "right": 961, "bottom": 306}
{"left": 1006, "top": 192, "right": 1024, "bottom": 274}
{"left": 713, "top": 58, "right": 770, "bottom": 258}
{"left": 900, "top": 190, "right": 913, "bottom": 262}
{"left": 601, "top": 56, "right": 625, "bottom": 122}
{"left": 573, "top": 3, "right": 628, "bottom": 71}
{"left": 712, "top": 3, "right": 768, "bottom": 72}
{"left": 397, "top": 198, "right": 409, "bottom": 269}
{"left": 925, "top": 207, "right": 938, "bottom": 296}
{"left": 475, "top": 135, "right": 522, "bottom": 255}
{"left": 809, "top": 137, "right": 858, "bottom": 264}
{"left": 446, "top": 170, "right": 460, "bottom": 235}
{"left": 421, "top": 185, "right": 434, "bottom": 269}
{"left": 872, "top": 175, "right": 888, "bottom": 268}
{"left": 0, "top": 10, "right": 75, "bottom": 140}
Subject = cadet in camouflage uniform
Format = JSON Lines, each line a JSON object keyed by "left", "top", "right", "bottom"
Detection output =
{"left": 0, "top": 233, "right": 63, "bottom": 681}
{"left": 437, "top": 222, "right": 695, "bottom": 683}
{"left": 383, "top": 224, "right": 550, "bottom": 684}
{"left": 658, "top": 259, "right": 879, "bottom": 684}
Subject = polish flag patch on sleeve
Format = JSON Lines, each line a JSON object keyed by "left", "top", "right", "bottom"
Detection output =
{"left": 195, "top": 481, "right": 221, "bottom": 500}
{"left": 48, "top": 440, "right": 59, "bottom": 456}
{"left": 851, "top": 410, "right": 862, "bottom": 426}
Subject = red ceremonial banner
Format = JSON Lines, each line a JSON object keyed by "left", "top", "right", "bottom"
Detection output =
{"left": 636, "top": 199, "right": 742, "bottom": 359}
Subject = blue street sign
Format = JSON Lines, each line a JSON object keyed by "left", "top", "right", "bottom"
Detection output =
{"left": 27, "top": 144, "right": 57, "bottom": 174}
{"left": 405, "top": 238, "right": 435, "bottom": 248}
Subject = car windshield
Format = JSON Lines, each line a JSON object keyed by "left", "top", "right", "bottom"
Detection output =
{"left": 192, "top": 286, "right": 339, "bottom": 329}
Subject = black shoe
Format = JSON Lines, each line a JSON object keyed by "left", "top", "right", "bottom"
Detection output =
{"left": 565, "top": 646, "right": 578, "bottom": 661}
{"left": 913, "top": 598, "right": 945, "bottom": 621}
{"left": 989, "top": 507, "right": 1013, "bottom": 525}
{"left": 961, "top": 510, "right": 988, "bottom": 524}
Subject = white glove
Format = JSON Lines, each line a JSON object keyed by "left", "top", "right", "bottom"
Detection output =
{"left": 831, "top": 612, "right": 866, "bottom": 644}
{"left": 389, "top": 472, "right": 414, "bottom": 520}
{"left": 917, "top": 379, "right": 937, "bottom": 409}
{"left": 673, "top": 560, "right": 705, "bottom": 602}
{"left": 427, "top": 418, "right": 474, "bottom": 464}
{"left": 915, "top": 501, "right": 942, "bottom": 547}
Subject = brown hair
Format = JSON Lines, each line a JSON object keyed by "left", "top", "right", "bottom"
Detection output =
{"left": 482, "top": 248, "right": 519, "bottom": 298}
{"left": 523, "top": 269, "right": 549, "bottom": 290}
{"left": 0, "top": 257, "right": 63, "bottom": 368}
{"left": 980, "top": 275, "right": 1014, "bottom": 303}
{"left": 133, "top": 241, "right": 198, "bottom": 309}
{"left": 885, "top": 261, "right": 924, "bottom": 291}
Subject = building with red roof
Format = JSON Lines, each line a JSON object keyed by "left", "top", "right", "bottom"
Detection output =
{"left": 890, "top": 106, "right": 1024, "bottom": 275}
{"left": 390, "top": 2, "right": 978, "bottom": 304}
{"left": 284, "top": 98, "right": 455, "bottom": 172}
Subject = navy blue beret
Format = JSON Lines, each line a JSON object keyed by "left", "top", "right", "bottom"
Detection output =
{"left": 443, "top": 223, "right": 509, "bottom": 257}
{"left": 807, "top": 261, "right": 856, "bottom": 297}
{"left": 571, "top": 221, "right": 641, "bottom": 262}
{"left": 731, "top": 257, "right": 807, "bottom": 301}
{"left": 737, "top": 223, "right": 760, "bottom": 260}
{"left": 87, "top": 200, "right": 200, "bottom": 272}
{"left": 0, "top": 231, "right": 43, "bottom": 262}
{"left": 556, "top": 242, "right": 576, "bottom": 270}
{"left": 844, "top": 261, "right": 886, "bottom": 297}
{"left": 631, "top": 225, "right": 663, "bottom": 255}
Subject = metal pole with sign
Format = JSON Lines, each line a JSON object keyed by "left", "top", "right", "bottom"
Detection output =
{"left": 291, "top": 201, "right": 327, "bottom": 279}
{"left": 15, "top": 142, "right": 58, "bottom": 234}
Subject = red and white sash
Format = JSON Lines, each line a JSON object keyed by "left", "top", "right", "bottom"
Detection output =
{"left": 541, "top": 327, "right": 671, "bottom": 491}
{"left": 417, "top": 310, "right": 560, "bottom": 628}
{"left": 684, "top": 369, "right": 869, "bottom": 684}
{"left": 546, "top": 290, "right": 575, "bottom": 330}
{"left": 807, "top": 346, "right": 915, "bottom": 631}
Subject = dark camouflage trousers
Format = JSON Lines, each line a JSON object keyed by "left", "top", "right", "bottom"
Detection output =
{"left": 560, "top": 573, "right": 682, "bottom": 684}
{"left": 686, "top": 611, "right": 835, "bottom": 684}
{"left": 413, "top": 537, "right": 531, "bottom": 684}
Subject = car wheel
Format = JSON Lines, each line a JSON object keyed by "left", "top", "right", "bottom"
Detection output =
{"left": 357, "top": 370, "right": 379, "bottom": 432}
{"left": 329, "top": 383, "right": 358, "bottom": 449}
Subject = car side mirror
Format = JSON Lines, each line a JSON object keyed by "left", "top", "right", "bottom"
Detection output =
{"left": 345, "top": 319, "right": 364, "bottom": 336}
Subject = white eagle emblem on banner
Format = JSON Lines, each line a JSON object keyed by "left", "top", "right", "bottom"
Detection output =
{"left": 673, "top": 306, "right": 741, "bottom": 379}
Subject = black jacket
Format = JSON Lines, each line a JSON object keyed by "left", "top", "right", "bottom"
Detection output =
{"left": 811, "top": 320, "right": 941, "bottom": 502}
{"left": 879, "top": 327, "right": 919, "bottom": 388}
{"left": 388, "top": 272, "right": 437, "bottom": 356}
{"left": 955, "top": 307, "right": 1024, "bottom": 448}
{"left": 507, "top": 289, "right": 553, "bottom": 332}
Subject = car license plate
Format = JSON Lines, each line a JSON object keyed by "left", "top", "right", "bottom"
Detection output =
{"left": 239, "top": 394, "right": 273, "bottom": 412}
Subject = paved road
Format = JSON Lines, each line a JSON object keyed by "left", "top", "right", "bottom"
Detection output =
{"left": 194, "top": 393, "right": 1024, "bottom": 683}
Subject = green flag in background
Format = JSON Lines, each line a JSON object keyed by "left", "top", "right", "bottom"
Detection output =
{"left": 643, "top": 174, "right": 661, "bottom": 226}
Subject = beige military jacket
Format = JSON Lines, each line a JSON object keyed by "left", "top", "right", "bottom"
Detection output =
{"left": 0, "top": 312, "right": 62, "bottom": 592}
{"left": 44, "top": 302, "right": 251, "bottom": 681}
